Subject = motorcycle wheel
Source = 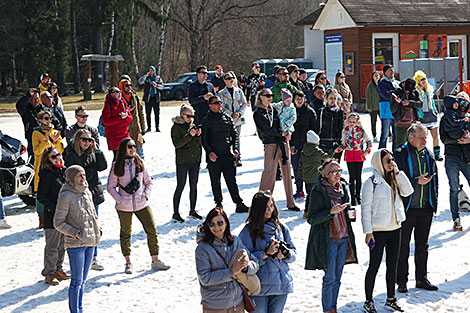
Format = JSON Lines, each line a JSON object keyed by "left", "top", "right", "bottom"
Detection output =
{"left": 19, "top": 195, "right": 36, "bottom": 206}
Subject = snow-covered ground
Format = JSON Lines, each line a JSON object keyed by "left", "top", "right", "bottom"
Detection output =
{"left": 1, "top": 106, "right": 469, "bottom": 313}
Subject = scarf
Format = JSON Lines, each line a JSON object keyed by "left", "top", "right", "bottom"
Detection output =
{"left": 321, "top": 178, "right": 347, "bottom": 242}
{"left": 328, "top": 104, "right": 340, "bottom": 112}
{"left": 382, "top": 76, "right": 400, "bottom": 89}
{"left": 334, "top": 82, "right": 351, "bottom": 101}
{"left": 119, "top": 80, "right": 132, "bottom": 104}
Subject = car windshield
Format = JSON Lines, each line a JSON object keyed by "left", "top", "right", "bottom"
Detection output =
{"left": 171, "top": 75, "right": 191, "bottom": 83}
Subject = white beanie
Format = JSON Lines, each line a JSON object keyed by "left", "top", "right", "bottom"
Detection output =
{"left": 306, "top": 130, "right": 320, "bottom": 144}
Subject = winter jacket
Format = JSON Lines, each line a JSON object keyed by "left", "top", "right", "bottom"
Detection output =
{"left": 310, "top": 97, "right": 324, "bottom": 116}
{"left": 305, "top": 178, "right": 358, "bottom": 270}
{"left": 442, "top": 98, "right": 468, "bottom": 139}
{"left": 390, "top": 87, "right": 423, "bottom": 127}
{"left": 41, "top": 104, "right": 67, "bottom": 137}
{"left": 32, "top": 127, "right": 64, "bottom": 191}
{"left": 64, "top": 145, "right": 107, "bottom": 206}
{"left": 291, "top": 105, "right": 317, "bottom": 148}
{"left": 188, "top": 81, "right": 216, "bottom": 124}
{"left": 107, "top": 158, "right": 152, "bottom": 212}
{"left": 338, "top": 126, "right": 372, "bottom": 162}
{"left": 54, "top": 183, "right": 101, "bottom": 249}
{"left": 37, "top": 166, "right": 66, "bottom": 229}
{"left": 298, "top": 143, "right": 329, "bottom": 184}
{"left": 239, "top": 222, "right": 296, "bottom": 296}
{"left": 394, "top": 142, "right": 438, "bottom": 212}
{"left": 263, "top": 75, "right": 276, "bottom": 90}
{"left": 16, "top": 95, "right": 41, "bottom": 141}
{"left": 138, "top": 72, "right": 164, "bottom": 103}
{"left": 315, "top": 105, "right": 344, "bottom": 151}
{"left": 361, "top": 151, "right": 414, "bottom": 234}
{"left": 270, "top": 81, "right": 297, "bottom": 103}
{"left": 300, "top": 79, "right": 315, "bottom": 104}
{"left": 171, "top": 116, "right": 202, "bottom": 165}
{"left": 253, "top": 106, "right": 283, "bottom": 145}
{"left": 272, "top": 102, "right": 296, "bottom": 133}
{"left": 211, "top": 74, "right": 226, "bottom": 92}
{"left": 65, "top": 123, "right": 100, "bottom": 146}
{"left": 125, "top": 93, "right": 146, "bottom": 146}
{"left": 218, "top": 86, "right": 247, "bottom": 127}
{"left": 246, "top": 73, "right": 267, "bottom": 99}
{"left": 378, "top": 77, "right": 400, "bottom": 119}
{"left": 201, "top": 110, "right": 238, "bottom": 159}
{"left": 365, "top": 81, "right": 380, "bottom": 112}
{"left": 195, "top": 231, "right": 259, "bottom": 310}
{"left": 101, "top": 94, "right": 133, "bottom": 151}
{"left": 289, "top": 77, "right": 304, "bottom": 92}
{"left": 440, "top": 109, "right": 469, "bottom": 158}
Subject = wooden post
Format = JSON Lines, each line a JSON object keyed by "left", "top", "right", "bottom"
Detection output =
{"left": 82, "top": 60, "right": 92, "bottom": 100}
{"left": 459, "top": 39, "right": 463, "bottom": 92}
{"left": 110, "top": 61, "right": 119, "bottom": 87}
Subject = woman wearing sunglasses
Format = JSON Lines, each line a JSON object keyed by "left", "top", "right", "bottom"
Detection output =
{"left": 170, "top": 104, "right": 203, "bottom": 222}
{"left": 195, "top": 207, "right": 259, "bottom": 312}
{"left": 305, "top": 159, "right": 357, "bottom": 313}
{"left": 36, "top": 146, "right": 69, "bottom": 285}
{"left": 315, "top": 72, "right": 331, "bottom": 89}
{"left": 65, "top": 129, "right": 107, "bottom": 270}
{"left": 239, "top": 191, "right": 296, "bottom": 313}
{"left": 361, "top": 149, "right": 413, "bottom": 313}
{"left": 107, "top": 138, "right": 170, "bottom": 274}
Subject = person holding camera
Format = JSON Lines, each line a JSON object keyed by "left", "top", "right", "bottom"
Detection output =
{"left": 107, "top": 138, "right": 170, "bottom": 274}
{"left": 361, "top": 149, "right": 413, "bottom": 313}
{"left": 305, "top": 159, "right": 357, "bottom": 313}
{"left": 16, "top": 88, "right": 41, "bottom": 163}
{"left": 239, "top": 191, "right": 296, "bottom": 313}
{"left": 138, "top": 65, "right": 164, "bottom": 132}
{"left": 171, "top": 104, "right": 203, "bottom": 222}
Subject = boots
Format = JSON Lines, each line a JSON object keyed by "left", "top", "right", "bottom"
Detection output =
{"left": 434, "top": 146, "right": 443, "bottom": 161}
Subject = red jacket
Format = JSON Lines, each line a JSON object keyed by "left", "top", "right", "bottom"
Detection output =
{"left": 102, "top": 94, "right": 133, "bottom": 150}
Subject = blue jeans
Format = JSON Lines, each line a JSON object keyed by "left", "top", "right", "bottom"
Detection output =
{"left": 378, "top": 118, "right": 397, "bottom": 152}
{"left": 67, "top": 246, "right": 94, "bottom": 313}
{"left": 322, "top": 237, "right": 348, "bottom": 312}
{"left": 291, "top": 144, "right": 304, "bottom": 194}
{"left": 252, "top": 294, "right": 288, "bottom": 313}
{"left": 136, "top": 145, "right": 144, "bottom": 159}
{"left": 445, "top": 156, "right": 470, "bottom": 220}
{"left": 0, "top": 193, "right": 4, "bottom": 219}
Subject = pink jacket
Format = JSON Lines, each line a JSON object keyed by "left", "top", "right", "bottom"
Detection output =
{"left": 107, "top": 159, "right": 152, "bottom": 212}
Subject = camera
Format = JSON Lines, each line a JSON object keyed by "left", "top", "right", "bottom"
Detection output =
{"left": 278, "top": 240, "right": 291, "bottom": 258}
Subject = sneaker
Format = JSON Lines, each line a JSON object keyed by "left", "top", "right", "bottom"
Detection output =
{"left": 189, "top": 211, "right": 203, "bottom": 220}
{"left": 90, "top": 258, "right": 104, "bottom": 271}
{"left": 124, "top": 262, "right": 133, "bottom": 274}
{"left": 53, "top": 270, "right": 71, "bottom": 280}
{"left": 235, "top": 203, "right": 249, "bottom": 213}
{"left": 293, "top": 191, "right": 305, "bottom": 199}
{"left": 172, "top": 213, "right": 185, "bottom": 223}
{"left": 453, "top": 218, "right": 463, "bottom": 231}
{"left": 276, "top": 173, "right": 282, "bottom": 181}
{"left": 45, "top": 274, "right": 59, "bottom": 285}
{"left": 384, "top": 298, "right": 404, "bottom": 312}
{"left": 151, "top": 260, "right": 170, "bottom": 271}
{"left": 0, "top": 219, "right": 12, "bottom": 229}
{"left": 363, "top": 300, "right": 377, "bottom": 313}
{"left": 236, "top": 160, "right": 243, "bottom": 167}
{"left": 373, "top": 137, "right": 379, "bottom": 143}
{"left": 288, "top": 205, "right": 301, "bottom": 212}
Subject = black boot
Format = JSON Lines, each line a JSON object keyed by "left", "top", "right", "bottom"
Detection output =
{"left": 356, "top": 195, "right": 361, "bottom": 205}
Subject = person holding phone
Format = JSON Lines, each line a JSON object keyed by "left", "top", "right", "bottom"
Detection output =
{"left": 305, "top": 159, "right": 357, "bottom": 313}
{"left": 361, "top": 149, "right": 413, "bottom": 313}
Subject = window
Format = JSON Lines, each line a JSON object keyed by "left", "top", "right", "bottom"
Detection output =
{"left": 374, "top": 38, "right": 393, "bottom": 65}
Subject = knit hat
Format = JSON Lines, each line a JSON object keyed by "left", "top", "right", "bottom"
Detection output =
{"left": 299, "top": 68, "right": 307, "bottom": 75}
{"left": 119, "top": 74, "right": 131, "bottom": 82}
{"left": 403, "top": 78, "right": 416, "bottom": 92}
{"left": 382, "top": 64, "right": 393, "bottom": 75}
{"left": 281, "top": 89, "right": 292, "bottom": 101}
{"left": 306, "top": 130, "right": 320, "bottom": 144}
{"left": 65, "top": 165, "right": 86, "bottom": 183}
{"left": 456, "top": 91, "right": 470, "bottom": 103}
{"left": 215, "top": 65, "right": 223, "bottom": 70}
{"left": 273, "top": 65, "right": 281, "bottom": 74}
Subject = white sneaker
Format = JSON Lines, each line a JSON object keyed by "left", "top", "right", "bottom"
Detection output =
{"left": 124, "top": 262, "right": 133, "bottom": 274}
{"left": 0, "top": 219, "right": 12, "bottom": 229}
{"left": 151, "top": 260, "right": 170, "bottom": 271}
{"left": 453, "top": 218, "right": 463, "bottom": 231}
{"left": 90, "top": 258, "right": 104, "bottom": 271}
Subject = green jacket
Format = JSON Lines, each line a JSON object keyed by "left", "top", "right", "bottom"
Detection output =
{"left": 365, "top": 81, "right": 379, "bottom": 112}
{"left": 305, "top": 178, "right": 358, "bottom": 270}
{"left": 171, "top": 116, "right": 202, "bottom": 165}
{"left": 298, "top": 143, "right": 329, "bottom": 183}
{"left": 271, "top": 81, "right": 297, "bottom": 103}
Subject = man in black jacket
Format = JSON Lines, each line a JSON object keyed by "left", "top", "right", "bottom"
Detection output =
{"left": 202, "top": 95, "right": 249, "bottom": 212}
{"left": 65, "top": 106, "right": 100, "bottom": 145}
{"left": 310, "top": 84, "right": 325, "bottom": 115}
{"left": 41, "top": 91, "right": 68, "bottom": 137}
{"left": 394, "top": 122, "right": 439, "bottom": 293}
{"left": 210, "top": 65, "right": 225, "bottom": 92}
{"left": 16, "top": 88, "right": 42, "bottom": 164}
{"left": 188, "top": 65, "right": 216, "bottom": 125}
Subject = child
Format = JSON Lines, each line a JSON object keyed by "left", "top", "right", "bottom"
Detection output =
{"left": 442, "top": 95, "right": 470, "bottom": 160}
{"left": 336, "top": 113, "right": 372, "bottom": 206}
{"left": 298, "top": 130, "right": 330, "bottom": 218}
{"left": 272, "top": 89, "right": 297, "bottom": 165}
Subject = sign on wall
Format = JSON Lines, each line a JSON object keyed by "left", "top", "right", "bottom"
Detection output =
{"left": 325, "top": 34, "right": 343, "bottom": 84}
{"left": 400, "top": 34, "right": 447, "bottom": 59}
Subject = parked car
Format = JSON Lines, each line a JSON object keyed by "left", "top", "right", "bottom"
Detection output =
{"left": 161, "top": 71, "right": 216, "bottom": 101}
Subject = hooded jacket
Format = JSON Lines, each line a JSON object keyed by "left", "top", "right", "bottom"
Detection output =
{"left": 365, "top": 80, "right": 379, "bottom": 112}
{"left": 37, "top": 166, "right": 67, "bottom": 229}
{"left": 238, "top": 222, "right": 296, "bottom": 296}
{"left": 195, "top": 229, "right": 259, "bottom": 310}
{"left": 171, "top": 115, "right": 202, "bottom": 165}
{"left": 442, "top": 95, "right": 468, "bottom": 139}
{"left": 361, "top": 150, "right": 414, "bottom": 234}
{"left": 390, "top": 82, "right": 423, "bottom": 127}
{"left": 101, "top": 94, "right": 133, "bottom": 150}
{"left": 54, "top": 182, "right": 101, "bottom": 249}
{"left": 218, "top": 86, "right": 247, "bottom": 127}
{"left": 298, "top": 143, "right": 329, "bottom": 183}
{"left": 138, "top": 66, "right": 164, "bottom": 103}
{"left": 201, "top": 110, "right": 238, "bottom": 159}
{"left": 119, "top": 80, "right": 146, "bottom": 146}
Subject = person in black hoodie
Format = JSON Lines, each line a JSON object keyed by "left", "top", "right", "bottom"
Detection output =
{"left": 65, "top": 129, "right": 107, "bottom": 271}
{"left": 310, "top": 84, "right": 325, "bottom": 116}
{"left": 16, "top": 88, "right": 42, "bottom": 163}
{"left": 189, "top": 65, "right": 216, "bottom": 125}
{"left": 37, "top": 146, "right": 69, "bottom": 285}
{"left": 210, "top": 65, "right": 225, "bottom": 92}
{"left": 201, "top": 95, "right": 249, "bottom": 212}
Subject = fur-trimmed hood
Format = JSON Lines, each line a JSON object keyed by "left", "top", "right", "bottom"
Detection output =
{"left": 171, "top": 115, "right": 186, "bottom": 124}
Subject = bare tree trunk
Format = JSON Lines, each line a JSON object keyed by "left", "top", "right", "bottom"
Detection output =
{"left": 156, "top": 2, "right": 171, "bottom": 75}
{"left": 131, "top": 0, "right": 139, "bottom": 81}
{"left": 104, "top": 11, "right": 115, "bottom": 85}
{"left": 53, "top": 0, "right": 65, "bottom": 93}
{"left": 92, "top": 1, "right": 105, "bottom": 92}
{"left": 70, "top": 0, "right": 81, "bottom": 93}
{"left": 185, "top": 0, "right": 200, "bottom": 70}
{"left": 11, "top": 54, "right": 17, "bottom": 96}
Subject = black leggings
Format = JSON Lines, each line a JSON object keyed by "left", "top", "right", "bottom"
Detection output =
{"left": 145, "top": 96, "right": 160, "bottom": 129}
{"left": 173, "top": 162, "right": 200, "bottom": 215}
{"left": 346, "top": 161, "right": 363, "bottom": 198}
{"left": 365, "top": 228, "right": 401, "bottom": 300}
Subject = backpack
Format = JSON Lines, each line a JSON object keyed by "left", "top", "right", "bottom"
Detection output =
{"left": 98, "top": 116, "right": 105, "bottom": 137}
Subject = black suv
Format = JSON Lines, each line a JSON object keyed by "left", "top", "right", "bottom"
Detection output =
{"left": 161, "top": 71, "right": 216, "bottom": 100}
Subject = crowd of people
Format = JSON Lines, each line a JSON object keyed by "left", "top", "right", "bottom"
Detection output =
{"left": 3, "top": 61, "right": 470, "bottom": 313}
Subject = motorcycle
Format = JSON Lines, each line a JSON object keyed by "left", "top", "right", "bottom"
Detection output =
{"left": 0, "top": 130, "right": 35, "bottom": 206}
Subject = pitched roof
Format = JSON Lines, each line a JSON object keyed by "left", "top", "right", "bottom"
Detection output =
{"left": 295, "top": 7, "right": 323, "bottom": 26}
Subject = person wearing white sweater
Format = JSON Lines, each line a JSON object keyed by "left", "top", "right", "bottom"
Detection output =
{"left": 361, "top": 148, "right": 413, "bottom": 313}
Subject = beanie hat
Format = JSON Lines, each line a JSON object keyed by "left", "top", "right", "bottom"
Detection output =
{"left": 444, "top": 95, "right": 458, "bottom": 110}
{"left": 456, "top": 91, "right": 470, "bottom": 103}
{"left": 403, "top": 78, "right": 416, "bottom": 92}
{"left": 382, "top": 64, "right": 392, "bottom": 75}
{"left": 306, "top": 130, "right": 320, "bottom": 144}
{"left": 119, "top": 74, "right": 131, "bottom": 82}
{"left": 65, "top": 165, "right": 86, "bottom": 183}
{"left": 281, "top": 89, "right": 292, "bottom": 101}
{"left": 273, "top": 65, "right": 281, "bottom": 74}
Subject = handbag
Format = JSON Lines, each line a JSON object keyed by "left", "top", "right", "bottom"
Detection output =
{"left": 210, "top": 245, "right": 256, "bottom": 313}
{"left": 119, "top": 163, "right": 140, "bottom": 194}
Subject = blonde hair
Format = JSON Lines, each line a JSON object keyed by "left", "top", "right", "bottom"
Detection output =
{"left": 413, "top": 70, "right": 434, "bottom": 94}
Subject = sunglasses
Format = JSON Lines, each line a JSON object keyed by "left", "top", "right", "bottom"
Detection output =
{"left": 329, "top": 169, "right": 343, "bottom": 175}
{"left": 127, "top": 144, "right": 137, "bottom": 149}
{"left": 111, "top": 90, "right": 121, "bottom": 94}
{"left": 184, "top": 114, "right": 195, "bottom": 118}
{"left": 211, "top": 101, "right": 222, "bottom": 105}
{"left": 280, "top": 73, "right": 289, "bottom": 76}
{"left": 340, "top": 76, "right": 346, "bottom": 78}
{"left": 42, "top": 116, "right": 51, "bottom": 121}
{"left": 224, "top": 77, "right": 235, "bottom": 80}
{"left": 261, "top": 94, "right": 273, "bottom": 98}
{"left": 320, "top": 77, "right": 327, "bottom": 80}
{"left": 80, "top": 137, "right": 93, "bottom": 143}
{"left": 124, "top": 84, "right": 132, "bottom": 87}
{"left": 209, "top": 220, "right": 224, "bottom": 228}
{"left": 50, "top": 153, "right": 62, "bottom": 160}
{"left": 253, "top": 66, "right": 260, "bottom": 69}
{"left": 420, "top": 78, "right": 427, "bottom": 81}
{"left": 77, "top": 114, "right": 89, "bottom": 118}
{"left": 459, "top": 99, "right": 470, "bottom": 106}
{"left": 46, "top": 96, "right": 54, "bottom": 99}
{"left": 199, "top": 71, "right": 208, "bottom": 75}
{"left": 386, "top": 157, "right": 395, "bottom": 164}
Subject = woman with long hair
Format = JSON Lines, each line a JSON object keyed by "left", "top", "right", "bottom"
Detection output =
{"left": 195, "top": 207, "right": 259, "bottom": 312}
{"left": 315, "top": 72, "right": 331, "bottom": 89}
{"left": 239, "top": 191, "right": 296, "bottom": 312}
{"left": 366, "top": 71, "right": 381, "bottom": 141}
{"left": 334, "top": 71, "right": 354, "bottom": 119}
{"left": 361, "top": 149, "right": 413, "bottom": 313}
{"left": 305, "top": 159, "right": 357, "bottom": 313}
{"left": 65, "top": 129, "right": 107, "bottom": 270}
{"left": 107, "top": 138, "right": 170, "bottom": 273}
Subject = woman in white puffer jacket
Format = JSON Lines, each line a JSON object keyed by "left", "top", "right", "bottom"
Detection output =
{"left": 360, "top": 148, "right": 413, "bottom": 313}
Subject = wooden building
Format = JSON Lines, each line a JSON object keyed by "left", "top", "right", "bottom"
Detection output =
{"left": 296, "top": 0, "right": 470, "bottom": 102}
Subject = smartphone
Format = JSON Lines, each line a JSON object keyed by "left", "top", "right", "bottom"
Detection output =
{"left": 368, "top": 239, "right": 375, "bottom": 250}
